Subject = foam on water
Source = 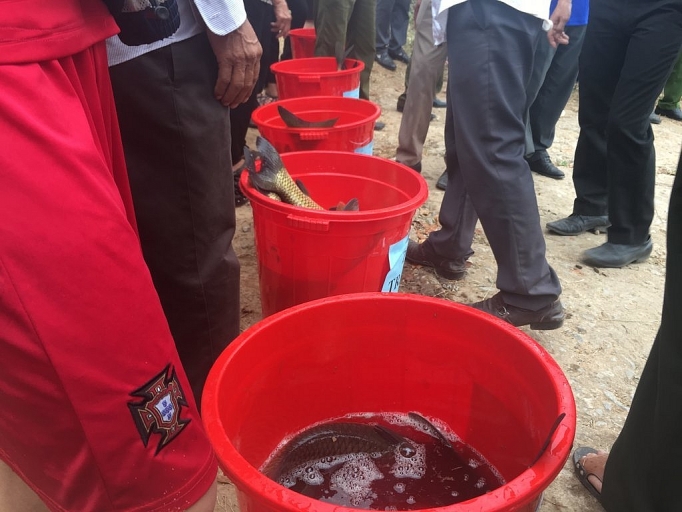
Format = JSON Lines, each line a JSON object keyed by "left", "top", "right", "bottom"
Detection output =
{"left": 329, "top": 453, "right": 384, "bottom": 507}
{"left": 279, "top": 453, "right": 357, "bottom": 488}
{"left": 263, "top": 411, "right": 507, "bottom": 510}
{"left": 389, "top": 442, "right": 426, "bottom": 480}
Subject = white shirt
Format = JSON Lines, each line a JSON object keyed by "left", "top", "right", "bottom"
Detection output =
{"left": 107, "top": 0, "right": 246, "bottom": 66}
{"left": 431, "top": 0, "right": 552, "bottom": 45}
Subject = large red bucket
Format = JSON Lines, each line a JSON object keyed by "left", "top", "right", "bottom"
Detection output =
{"left": 288, "top": 27, "right": 316, "bottom": 58}
{"left": 271, "top": 57, "right": 364, "bottom": 99}
{"left": 239, "top": 151, "right": 428, "bottom": 317}
{"left": 202, "top": 292, "right": 577, "bottom": 512}
{"left": 251, "top": 96, "right": 380, "bottom": 154}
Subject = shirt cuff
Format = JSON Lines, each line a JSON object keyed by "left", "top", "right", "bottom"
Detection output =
{"left": 193, "top": 0, "right": 247, "bottom": 35}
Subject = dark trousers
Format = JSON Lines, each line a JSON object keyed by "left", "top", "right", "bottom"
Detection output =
{"left": 427, "top": 0, "right": 561, "bottom": 310}
{"left": 525, "top": 24, "right": 586, "bottom": 157}
{"left": 601, "top": 154, "right": 682, "bottom": 511}
{"left": 314, "top": 0, "right": 376, "bottom": 100}
{"left": 572, "top": 0, "right": 682, "bottom": 245}
{"left": 375, "top": 0, "right": 411, "bottom": 53}
{"left": 231, "top": 0, "right": 276, "bottom": 164}
{"left": 109, "top": 34, "right": 241, "bottom": 405}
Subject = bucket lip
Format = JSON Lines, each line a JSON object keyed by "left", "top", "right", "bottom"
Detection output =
{"left": 288, "top": 27, "right": 315, "bottom": 36}
{"left": 202, "top": 292, "right": 577, "bottom": 512}
{"left": 239, "top": 151, "right": 428, "bottom": 220}
{"left": 251, "top": 96, "right": 381, "bottom": 131}
{"left": 270, "top": 56, "right": 365, "bottom": 76}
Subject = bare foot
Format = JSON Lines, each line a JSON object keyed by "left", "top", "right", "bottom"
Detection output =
{"left": 580, "top": 450, "right": 608, "bottom": 493}
{"left": 265, "top": 82, "right": 278, "bottom": 99}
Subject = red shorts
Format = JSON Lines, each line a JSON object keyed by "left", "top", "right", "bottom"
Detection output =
{"left": 0, "top": 43, "right": 217, "bottom": 511}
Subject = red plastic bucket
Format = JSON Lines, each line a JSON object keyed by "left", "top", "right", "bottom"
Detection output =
{"left": 288, "top": 27, "right": 316, "bottom": 58}
{"left": 202, "top": 292, "right": 577, "bottom": 512}
{"left": 251, "top": 97, "right": 380, "bottom": 154}
{"left": 239, "top": 151, "right": 428, "bottom": 317}
{"left": 271, "top": 57, "right": 364, "bottom": 99}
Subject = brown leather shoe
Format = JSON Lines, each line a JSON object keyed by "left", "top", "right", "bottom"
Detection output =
{"left": 405, "top": 240, "right": 466, "bottom": 280}
{"left": 469, "top": 293, "right": 565, "bottom": 330}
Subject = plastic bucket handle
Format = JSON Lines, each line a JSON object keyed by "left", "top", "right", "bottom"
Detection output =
{"left": 298, "top": 75, "right": 321, "bottom": 83}
{"left": 286, "top": 214, "right": 331, "bottom": 231}
{"left": 298, "top": 131, "right": 330, "bottom": 141}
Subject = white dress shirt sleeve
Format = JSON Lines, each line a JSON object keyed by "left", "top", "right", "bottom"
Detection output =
{"left": 193, "top": 0, "right": 247, "bottom": 35}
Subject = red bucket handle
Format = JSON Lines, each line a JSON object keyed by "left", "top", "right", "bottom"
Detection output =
{"left": 286, "top": 214, "right": 330, "bottom": 231}
{"left": 298, "top": 75, "right": 321, "bottom": 83}
{"left": 298, "top": 131, "right": 330, "bottom": 141}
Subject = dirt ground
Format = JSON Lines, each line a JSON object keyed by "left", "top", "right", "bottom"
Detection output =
{"left": 215, "top": 44, "right": 682, "bottom": 512}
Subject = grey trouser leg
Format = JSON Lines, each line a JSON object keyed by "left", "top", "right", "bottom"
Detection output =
{"left": 388, "top": 0, "right": 411, "bottom": 52}
{"left": 375, "top": 0, "right": 394, "bottom": 51}
{"left": 109, "top": 34, "right": 241, "bottom": 405}
{"left": 315, "top": 0, "right": 376, "bottom": 100}
{"left": 426, "top": 0, "right": 562, "bottom": 309}
{"left": 525, "top": 24, "right": 586, "bottom": 156}
{"left": 524, "top": 36, "right": 555, "bottom": 156}
{"left": 396, "top": 0, "right": 447, "bottom": 167}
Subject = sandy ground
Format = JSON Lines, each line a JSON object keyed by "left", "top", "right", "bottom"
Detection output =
{"left": 215, "top": 41, "right": 682, "bottom": 512}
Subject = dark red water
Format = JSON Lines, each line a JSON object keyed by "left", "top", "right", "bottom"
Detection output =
{"left": 262, "top": 413, "right": 505, "bottom": 510}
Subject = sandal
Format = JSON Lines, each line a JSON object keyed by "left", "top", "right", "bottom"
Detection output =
{"left": 257, "top": 92, "right": 278, "bottom": 107}
{"left": 572, "top": 447, "right": 604, "bottom": 503}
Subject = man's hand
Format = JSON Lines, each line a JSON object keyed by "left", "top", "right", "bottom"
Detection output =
{"left": 547, "top": 0, "right": 571, "bottom": 48}
{"left": 207, "top": 20, "right": 262, "bottom": 108}
{"left": 271, "top": 0, "right": 292, "bottom": 38}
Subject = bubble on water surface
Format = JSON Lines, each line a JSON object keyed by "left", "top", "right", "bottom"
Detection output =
{"left": 330, "top": 453, "right": 384, "bottom": 505}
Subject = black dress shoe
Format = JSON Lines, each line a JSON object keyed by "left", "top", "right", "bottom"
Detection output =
{"left": 581, "top": 237, "right": 653, "bottom": 268}
{"left": 546, "top": 214, "right": 611, "bottom": 236}
{"left": 405, "top": 161, "right": 421, "bottom": 173}
{"left": 436, "top": 170, "right": 448, "bottom": 191}
{"left": 389, "top": 48, "right": 410, "bottom": 64}
{"left": 432, "top": 97, "right": 446, "bottom": 108}
{"left": 526, "top": 153, "right": 565, "bottom": 179}
{"left": 397, "top": 92, "right": 406, "bottom": 112}
{"left": 374, "top": 121, "right": 385, "bottom": 131}
{"left": 405, "top": 240, "right": 466, "bottom": 280}
{"left": 655, "top": 106, "right": 682, "bottom": 121}
{"left": 375, "top": 52, "right": 396, "bottom": 71}
{"left": 469, "top": 293, "right": 565, "bottom": 330}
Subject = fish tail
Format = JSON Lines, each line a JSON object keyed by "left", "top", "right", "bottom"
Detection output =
{"left": 342, "top": 198, "right": 359, "bottom": 211}
{"left": 335, "top": 40, "right": 344, "bottom": 70}
{"left": 257, "top": 136, "right": 285, "bottom": 173}
{"left": 408, "top": 412, "right": 453, "bottom": 449}
{"left": 278, "top": 105, "right": 308, "bottom": 128}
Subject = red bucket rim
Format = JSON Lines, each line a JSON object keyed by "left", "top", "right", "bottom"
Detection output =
{"left": 251, "top": 96, "right": 381, "bottom": 133}
{"left": 239, "top": 151, "right": 428, "bottom": 221}
{"left": 202, "top": 292, "right": 577, "bottom": 512}
{"left": 270, "top": 56, "right": 365, "bottom": 77}
{"left": 288, "top": 27, "right": 315, "bottom": 37}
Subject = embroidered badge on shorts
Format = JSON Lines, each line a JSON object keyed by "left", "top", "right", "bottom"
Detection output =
{"left": 128, "top": 365, "right": 191, "bottom": 455}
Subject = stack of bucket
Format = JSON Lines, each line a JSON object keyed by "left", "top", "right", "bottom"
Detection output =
{"left": 248, "top": 28, "right": 427, "bottom": 318}
{"left": 204, "top": 28, "right": 577, "bottom": 512}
